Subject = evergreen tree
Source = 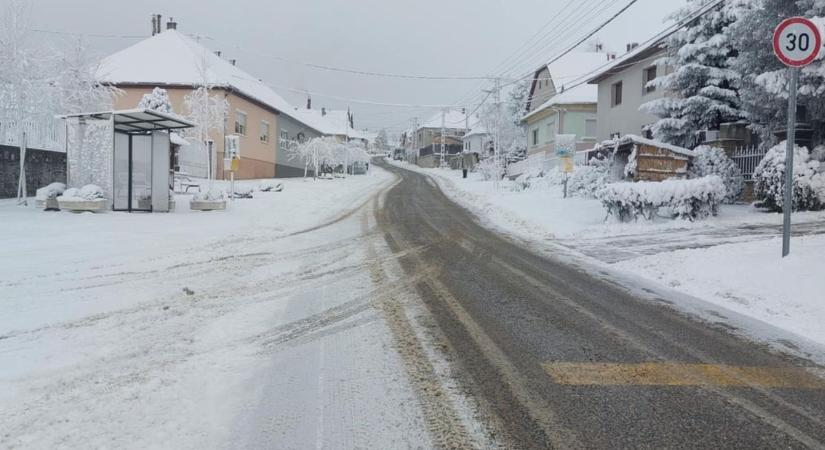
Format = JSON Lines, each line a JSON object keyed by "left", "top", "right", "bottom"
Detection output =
{"left": 138, "top": 87, "right": 174, "bottom": 115}
{"left": 642, "top": 0, "right": 741, "bottom": 148}
{"left": 729, "top": 0, "right": 825, "bottom": 148}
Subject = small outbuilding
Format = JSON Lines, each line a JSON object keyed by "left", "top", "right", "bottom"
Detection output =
{"left": 591, "top": 134, "right": 694, "bottom": 182}
{"left": 61, "top": 109, "right": 194, "bottom": 212}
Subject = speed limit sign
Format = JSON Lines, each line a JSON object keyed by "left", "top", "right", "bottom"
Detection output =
{"left": 773, "top": 17, "right": 822, "bottom": 67}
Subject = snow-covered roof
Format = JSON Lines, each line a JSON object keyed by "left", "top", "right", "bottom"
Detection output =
{"left": 463, "top": 126, "right": 489, "bottom": 139}
{"left": 97, "top": 30, "right": 323, "bottom": 133}
{"left": 586, "top": 28, "right": 677, "bottom": 84}
{"left": 292, "top": 108, "right": 376, "bottom": 142}
{"left": 595, "top": 134, "right": 695, "bottom": 158}
{"left": 60, "top": 108, "right": 195, "bottom": 133}
{"left": 523, "top": 52, "right": 606, "bottom": 120}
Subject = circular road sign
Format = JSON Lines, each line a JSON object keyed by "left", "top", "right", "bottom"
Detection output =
{"left": 773, "top": 17, "right": 822, "bottom": 67}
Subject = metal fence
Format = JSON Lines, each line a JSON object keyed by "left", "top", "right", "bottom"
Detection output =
{"left": 730, "top": 145, "right": 767, "bottom": 181}
{"left": 0, "top": 118, "right": 65, "bottom": 153}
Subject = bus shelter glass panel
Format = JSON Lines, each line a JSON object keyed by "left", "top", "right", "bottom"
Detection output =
{"left": 131, "top": 135, "right": 153, "bottom": 211}
{"left": 113, "top": 132, "right": 130, "bottom": 211}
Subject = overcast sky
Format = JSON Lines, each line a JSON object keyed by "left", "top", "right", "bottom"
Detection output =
{"left": 29, "top": 0, "right": 685, "bottom": 136}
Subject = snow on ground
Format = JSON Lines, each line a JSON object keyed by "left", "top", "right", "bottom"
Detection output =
{"left": 614, "top": 234, "right": 825, "bottom": 346}
{"left": 0, "top": 168, "right": 440, "bottom": 449}
{"left": 388, "top": 159, "right": 825, "bottom": 353}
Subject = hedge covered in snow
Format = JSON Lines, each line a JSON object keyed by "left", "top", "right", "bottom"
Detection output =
{"left": 598, "top": 175, "right": 726, "bottom": 222}
{"left": 35, "top": 182, "right": 66, "bottom": 200}
{"left": 688, "top": 146, "right": 743, "bottom": 204}
{"left": 753, "top": 142, "right": 825, "bottom": 212}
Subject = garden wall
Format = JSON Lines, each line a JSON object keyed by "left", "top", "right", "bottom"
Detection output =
{"left": 0, "top": 145, "right": 66, "bottom": 199}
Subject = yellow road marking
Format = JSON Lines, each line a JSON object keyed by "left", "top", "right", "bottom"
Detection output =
{"left": 542, "top": 362, "right": 825, "bottom": 389}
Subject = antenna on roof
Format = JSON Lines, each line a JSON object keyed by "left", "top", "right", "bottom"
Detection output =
{"left": 166, "top": 17, "right": 177, "bottom": 30}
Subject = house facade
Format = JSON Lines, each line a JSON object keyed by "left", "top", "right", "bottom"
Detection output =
{"left": 462, "top": 127, "right": 492, "bottom": 157}
{"left": 100, "top": 24, "right": 326, "bottom": 180}
{"left": 523, "top": 52, "right": 606, "bottom": 159}
{"left": 587, "top": 40, "right": 671, "bottom": 142}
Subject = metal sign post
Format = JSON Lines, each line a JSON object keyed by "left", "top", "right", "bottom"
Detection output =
{"left": 772, "top": 17, "right": 822, "bottom": 257}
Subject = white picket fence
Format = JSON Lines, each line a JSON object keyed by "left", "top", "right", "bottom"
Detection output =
{"left": 0, "top": 118, "right": 65, "bottom": 152}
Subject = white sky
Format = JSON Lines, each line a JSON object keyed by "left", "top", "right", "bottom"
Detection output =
{"left": 28, "top": 0, "right": 686, "bottom": 135}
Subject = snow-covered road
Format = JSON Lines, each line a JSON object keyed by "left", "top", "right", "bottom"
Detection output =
{"left": 0, "top": 168, "right": 489, "bottom": 449}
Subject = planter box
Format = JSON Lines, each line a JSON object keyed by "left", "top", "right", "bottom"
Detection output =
{"left": 36, "top": 198, "right": 60, "bottom": 211}
{"left": 57, "top": 198, "right": 108, "bottom": 213}
{"left": 190, "top": 200, "right": 227, "bottom": 211}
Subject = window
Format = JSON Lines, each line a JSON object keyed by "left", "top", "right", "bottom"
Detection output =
{"left": 279, "top": 130, "right": 289, "bottom": 150}
{"left": 585, "top": 119, "right": 597, "bottom": 138}
{"left": 260, "top": 121, "right": 270, "bottom": 143}
{"left": 546, "top": 120, "right": 556, "bottom": 143}
{"left": 531, "top": 128, "right": 539, "bottom": 146}
{"left": 643, "top": 66, "right": 657, "bottom": 94}
{"left": 234, "top": 111, "right": 247, "bottom": 135}
{"left": 611, "top": 81, "right": 623, "bottom": 107}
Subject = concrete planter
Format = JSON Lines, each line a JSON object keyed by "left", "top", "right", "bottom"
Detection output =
{"left": 57, "top": 198, "right": 108, "bottom": 213}
{"left": 190, "top": 200, "right": 226, "bottom": 211}
{"left": 36, "top": 198, "right": 60, "bottom": 211}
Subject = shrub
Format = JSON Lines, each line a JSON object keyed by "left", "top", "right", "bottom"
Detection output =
{"left": 598, "top": 175, "right": 726, "bottom": 222}
{"left": 476, "top": 158, "right": 503, "bottom": 181}
{"left": 753, "top": 142, "right": 823, "bottom": 212}
{"left": 35, "top": 182, "right": 66, "bottom": 200}
{"left": 688, "top": 146, "right": 743, "bottom": 204}
{"left": 192, "top": 190, "right": 226, "bottom": 202}
{"left": 60, "top": 184, "right": 105, "bottom": 201}
{"left": 568, "top": 156, "right": 610, "bottom": 198}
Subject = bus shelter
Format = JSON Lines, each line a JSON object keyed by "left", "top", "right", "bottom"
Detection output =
{"left": 62, "top": 109, "right": 194, "bottom": 212}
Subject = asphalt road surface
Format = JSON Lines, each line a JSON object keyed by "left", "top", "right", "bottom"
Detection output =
{"left": 374, "top": 159, "right": 825, "bottom": 449}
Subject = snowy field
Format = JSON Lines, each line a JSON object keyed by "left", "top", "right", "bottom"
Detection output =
{"left": 0, "top": 168, "right": 448, "bottom": 449}
{"left": 388, "top": 159, "right": 825, "bottom": 354}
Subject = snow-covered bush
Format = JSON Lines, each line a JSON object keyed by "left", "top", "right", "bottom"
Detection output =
{"left": 753, "top": 142, "right": 823, "bottom": 212}
{"left": 688, "top": 146, "right": 743, "bottom": 204}
{"left": 568, "top": 156, "right": 610, "bottom": 198}
{"left": 623, "top": 146, "right": 637, "bottom": 179}
{"left": 60, "top": 184, "right": 105, "bottom": 201}
{"left": 35, "top": 182, "right": 66, "bottom": 200}
{"left": 598, "top": 176, "right": 726, "bottom": 222}
{"left": 138, "top": 87, "right": 174, "bottom": 115}
{"left": 510, "top": 167, "right": 565, "bottom": 192}
{"left": 232, "top": 187, "right": 253, "bottom": 199}
{"left": 192, "top": 190, "right": 225, "bottom": 202}
{"left": 476, "top": 158, "right": 503, "bottom": 181}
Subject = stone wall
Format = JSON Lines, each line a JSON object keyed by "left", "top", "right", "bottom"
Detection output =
{"left": 0, "top": 145, "right": 66, "bottom": 198}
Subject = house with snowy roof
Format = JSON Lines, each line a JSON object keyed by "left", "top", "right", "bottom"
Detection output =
{"left": 522, "top": 52, "right": 608, "bottom": 162}
{"left": 97, "top": 19, "right": 328, "bottom": 179}
{"left": 294, "top": 105, "right": 378, "bottom": 150}
{"left": 410, "top": 109, "right": 478, "bottom": 167}
{"left": 586, "top": 37, "right": 673, "bottom": 142}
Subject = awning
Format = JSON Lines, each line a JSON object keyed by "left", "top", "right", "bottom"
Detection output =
{"left": 59, "top": 108, "right": 195, "bottom": 134}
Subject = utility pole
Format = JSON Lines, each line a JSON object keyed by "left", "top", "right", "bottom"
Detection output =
{"left": 440, "top": 108, "right": 447, "bottom": 168}
{"left": 493, "top": 77, "right": 501, "bottom": 190}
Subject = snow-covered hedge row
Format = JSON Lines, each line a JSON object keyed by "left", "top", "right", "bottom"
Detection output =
{"left": 476, "top": 158, "right": 504, "bottom": 181}
{"left": 753, "top": 142, "right": 825, "bottom": 212}
{"left": 688, "top": 146, "right": 743, "bottom": 204}
{"left": 598, "top": 176, "right": 726, "bottom": 222}
{"left": 568, "top": 156, "right": 610, "bottom": 198}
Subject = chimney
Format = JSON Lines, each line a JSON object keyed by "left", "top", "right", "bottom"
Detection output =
{"left": 607, "top": 52, "right": 617, "bottom": 60}
{"left": 306, "top": 96, "right": 311, "bottom": 110}
{"left": 166, "top": 17, "right": 177, "bottom": 30}
{"left": 595, "top": 43, "right": 603, "bottom": 52}
{"left": 151, "top": 14, "right": 162, "bottom": 36}
{"left": 214, "top": 50, "right": 222, "bottom": 57}
{"left": 321, "top": 107, "right": 326, "bottom": 116}
{"left": 626, "top": 42, "right": 639, "bottom": 52}
{"left": 230, "top": 59, "right": 236, "bottom": 66}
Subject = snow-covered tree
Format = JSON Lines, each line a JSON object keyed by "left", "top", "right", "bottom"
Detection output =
{"left": 688, "top": 146, "right": 743, "bottom": 203}
{"left": 374, "top": 128, "right": 389, "bottom": 153}
{"left": 0, "top": 0, "right": 57, "bottom": 204}
{"left": 728, "top": 0, "right": 825, "bottom": 147}
{"left": 287, "top": 136, "right": 338, "bottom": 179}
{"left": 54, "top": 38, "right": 118, "bottom": 114}
{"left": 138, "top": 87, "right": 174, "bottom": 115}
{"left": 183, "top": 50, "right": 227, "bottom": 183}
{"left": 641, "top": 0, "right": 742, "bottom": 148}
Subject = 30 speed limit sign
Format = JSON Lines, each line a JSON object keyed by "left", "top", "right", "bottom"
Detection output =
{"left": 773, "top": 17, "right": 822, "bottom": 67}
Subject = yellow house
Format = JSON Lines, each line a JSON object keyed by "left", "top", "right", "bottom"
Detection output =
{"left": 98, "top": 26, "right": 326, "bottom": 179}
